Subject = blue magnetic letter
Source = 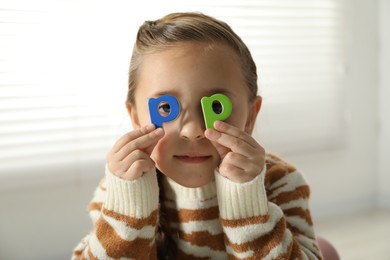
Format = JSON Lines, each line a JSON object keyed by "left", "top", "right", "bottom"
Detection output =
{"left": 148, "top": 94, "right": 180, "bottom": 128}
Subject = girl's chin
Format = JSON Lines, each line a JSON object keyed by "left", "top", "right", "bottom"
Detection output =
{"left": 174, "top": 178, "right": 215, "bottom": 188}
{"left": 158, "top": 168, "right": 215, "bottom": 188}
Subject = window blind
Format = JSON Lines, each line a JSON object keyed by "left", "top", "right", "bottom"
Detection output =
{"left": 154, "top": 0, "right": 347, "bottom": 154}
{"left": 0, "top": 0, "right": 346, "bottom": 182}
{"left": 0, "top": 0, "right": 118, "bottom": 180}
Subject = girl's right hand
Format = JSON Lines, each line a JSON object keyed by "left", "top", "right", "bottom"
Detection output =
{"left": 107, "top": 124, "right": 164, "bottom": 181}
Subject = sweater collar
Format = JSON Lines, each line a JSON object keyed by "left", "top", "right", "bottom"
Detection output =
{"left": 161, "top": 174, "right": 217, "bottom": 202}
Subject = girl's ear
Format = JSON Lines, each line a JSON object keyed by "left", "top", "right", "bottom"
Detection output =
{"left": 126, "top": 103, "right": 141, "bottom": 129}
{"left": 245, "top": 96, "right": 262, "bottom": 134}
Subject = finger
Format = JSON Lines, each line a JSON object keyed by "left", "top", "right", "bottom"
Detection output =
{"left": 114, "top": 149, "right": 151, "bottom": 174}
{"left": 116, "top": 127, "right": 164, "bottom": 160}
{"left": 205, "top": 128, "right": 256, "bottom": 158}
{"left": 107, "top": 149, "right": 155, "bottom": 179}
{"left": 226, "top": 152, "right": 264, "bottom": 175}
{"left": 125, "top": 159, "right": 155, "bottom": 180}
{"left": 224, "top": 152, "right": 251, "bottom": 171}
{"left": 219, "top": 162, "right": 258, "bottom": 183}
{"left": 214, "top": 121, "right": 260, "bottom": 148}
{"left": 208, "top": 139, "right": 230, "bottom": 159}
{"left": 111, "top": 124, "right": 156, "bottom": 153}
{"left": 123, "top": 149, "right": 150, "bottom": 164}
{"left": 219, "top": 162, "right": 245, "bottom": 178}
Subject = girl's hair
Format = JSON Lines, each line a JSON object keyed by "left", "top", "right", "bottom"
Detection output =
{"left": 127, "top": 12, "right": 258, "bottom": 105}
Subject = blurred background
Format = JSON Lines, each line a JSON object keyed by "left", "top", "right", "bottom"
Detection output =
{"left": 0, "top": 0, "right": 389, "bottom": 259}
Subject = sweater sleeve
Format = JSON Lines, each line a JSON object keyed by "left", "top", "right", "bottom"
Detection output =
{"left": 215, "top": 157, "right": 323, "bottom": 259}
{"left": 71, "top": 166, "right": 160, "bottom": 260}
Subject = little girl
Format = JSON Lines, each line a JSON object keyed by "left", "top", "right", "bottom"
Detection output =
{"left": 72, "top": 12, "right": 323, "bottom": 259}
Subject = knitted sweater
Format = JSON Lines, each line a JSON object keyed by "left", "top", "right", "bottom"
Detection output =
{"left": 72, "top": 153, "right": 323, "bottom": 259}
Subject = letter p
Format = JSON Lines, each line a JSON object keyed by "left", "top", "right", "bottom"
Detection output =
{"left": 201, "top": 93, "right": 232, "bottom": 129}
{"left": 148, "top": 94, "right": 180, "bottom": 128}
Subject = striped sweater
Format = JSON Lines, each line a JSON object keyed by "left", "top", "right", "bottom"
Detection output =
{"left": 72, "top": 153, "right": 323, "bottom": 259}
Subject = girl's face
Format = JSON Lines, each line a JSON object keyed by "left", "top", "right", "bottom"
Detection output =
{"left": 128, "top": 42, "right": 261, "bottom": 187}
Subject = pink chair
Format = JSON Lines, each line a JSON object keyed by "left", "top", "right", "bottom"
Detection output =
{"left": 316, "top": 236, "right": 340, "bottom": 260}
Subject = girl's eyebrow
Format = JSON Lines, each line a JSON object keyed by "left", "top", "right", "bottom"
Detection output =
{"left": 205, "top": 88, "right": 234, "bottom": 97}
{"left": 151, "top": 87, "right": 234, "bottom": 98}
{"left": 151, "top": 90, "right": 179, "bottom": 97}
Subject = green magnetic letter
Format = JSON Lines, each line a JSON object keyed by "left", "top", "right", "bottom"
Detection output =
{"left": 201, "top": 93, "right": 232, "bottom": 129}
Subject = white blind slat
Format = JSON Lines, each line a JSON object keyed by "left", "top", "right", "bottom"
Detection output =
{"left": 0, "top": 0, "right": 115, "bottom": 176}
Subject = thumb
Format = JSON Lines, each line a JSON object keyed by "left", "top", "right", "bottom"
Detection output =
{"left": 143, "top": 128, "right": 165, "bottom": 155}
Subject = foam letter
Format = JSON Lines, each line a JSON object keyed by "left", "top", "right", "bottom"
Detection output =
{"left": 201, "top": 93, "right": 232, "bottom": 129}
{"left": 148, "top": 94, "right": 180, "bottom": 128}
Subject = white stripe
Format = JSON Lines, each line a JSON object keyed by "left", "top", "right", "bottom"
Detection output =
{"left": 91, "top": 193, "right": 105, "bottom": 204}
{"left": 72, "top": 234, "right": 91, "bottom": 260}
{"left": 90, "top": 210, "right": 101, "bottom": 225}
{"left": 295, "top": 234, "right": 320, "bottom": 259}
{"left": 170, "top": 219, "right": 223, "bottom": 235}
{"left": 89, "top": 233, "right": 112, "bottom": 260}
{"left": 226, "top": 245, "right": 254, "bottom": 259}
{"left": 89, "top": 181, "right": 106, "bottom": 206}
{"left": 286, "top": 215, "right": 314, "bottom": 236}
{"left": 268, "top": 171, "right": 306, "bottom": 199}
{"left": 263, "top": 230, "right": 294, "bottom": 260}
{"left": 222, "top": 204, "right": 282, "bottom": 244}
{"left": 278, "top": 198, "right": 309, "bottom": 211}
{"left": 103, "top": 213, "right": 155, "bottom": 241}
{"left": 177, "top": 239, "right": 227, "bottom": 259}
{"left": 90, "top": 233, "right": 137, "bottom": 260}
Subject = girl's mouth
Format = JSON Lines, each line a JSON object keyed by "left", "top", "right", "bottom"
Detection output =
{"left": 174, "top": 155, "right": 212, "bottom": 164}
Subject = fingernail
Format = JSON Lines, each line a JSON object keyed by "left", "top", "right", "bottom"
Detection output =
{"left": 205, "top": 129, "right": 217, "bottom": 139}
{"left": 146, "top": 124, "right": 155, "bottom": 131}
{"left": 155, "top": 128, "right": 164, "bottom": 136}
{"left": 214, "top": 121, "right": 223, "bottom": 129}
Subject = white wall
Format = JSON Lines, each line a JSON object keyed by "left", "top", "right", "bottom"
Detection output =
{"left": 0, "top": 180, "right": 95, "bottom": 260}
{"left": 282, "top": 0, "right": 379, "bottom": 219}
{"left": 378, "top": 0, "right": 390, "bottom": 207}
{"left": 0, "top": 0, "right": 383, "bottom": 259}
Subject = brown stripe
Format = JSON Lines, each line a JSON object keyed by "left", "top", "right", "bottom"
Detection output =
{"left": 291, "top": 239, "right": 304, "bottom": 260}
{"left": 88, "top": 202, "right": 103, "bottom": 212}
{"left": 72, "top": 249, "right": 87, "bottom": 260}
{"left": 220, "top": 214, "right": 270, "bottom": 228}
{"left": 266, "top": 153, "right": 297, "bottom": 171}
{"left": 287, "top": 225, "right": 312, "bottom": 240}
{"left": 276, "top": 239, "right": 302, "bottom": 260}
{"left": 267, "top": 182, "right": 287, "bottom": 195}
{"left": 173, "top": 229, "right": 225, "bottom": 251}
{"left": 270, "top": 186, "right": 310, "bottom": 206}
{"left": 73, "top": 244, "right": 86, "bottom": 260}
{"left": 88, "top": 246, "right": 98, "bottom": 260}
{"left": 284, "top": 207, "right": 313, "bottom": 226}
{"left": 265, "top": 164, "right": 296, "bottom": 185}
{"left": 72, "top": 249, "right": 82, "bottom": 256}
{"left": 102, "top": 207, "right": 158, "bottom": 229}
{"left": 176, "top": 249, "right": 210, "bottom": 259}
{"left": 150, "top": 242, "right": 158, "bottom": 259}
{"left": 95, "top": 216, "right": 156, "bottom": 259}
{"left": 286, "top": 239, "right": 322, "bottom": 259}
{"left": 225, "top": 217, "right": 287, "bottom": 258}
{"left": 165, "top": 206, "right": 219, "bottom": 223}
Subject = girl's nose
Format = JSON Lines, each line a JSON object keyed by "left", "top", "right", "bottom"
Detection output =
{"left": 179, "top": 116, "right": 205, "bottom": 141}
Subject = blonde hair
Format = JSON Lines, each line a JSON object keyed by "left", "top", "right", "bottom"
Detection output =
{"left": 127, "top": 12, "right": 258, "bottom": 105}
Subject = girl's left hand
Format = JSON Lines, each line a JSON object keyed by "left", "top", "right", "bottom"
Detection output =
{"left": 205, "top": 120, "right": 265, "bottom": 183}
